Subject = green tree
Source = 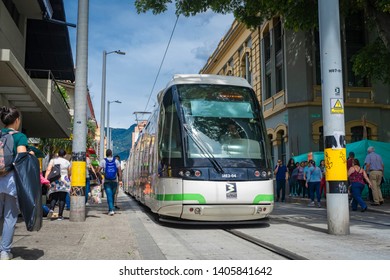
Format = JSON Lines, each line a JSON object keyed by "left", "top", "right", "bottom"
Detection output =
{"left": 135, "top": 0, "right": 390, "bottom": 83}
{"left": 39, "top": 118, "right": 97, "bottom": 156}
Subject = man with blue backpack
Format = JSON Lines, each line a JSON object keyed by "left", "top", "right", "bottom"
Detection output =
{"left": 99, "top": 149, "right": 122, "bottom": 216}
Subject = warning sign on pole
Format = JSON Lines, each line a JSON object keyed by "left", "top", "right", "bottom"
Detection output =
{"left": 330, "top": 99, "right": 344, "bottom": 114}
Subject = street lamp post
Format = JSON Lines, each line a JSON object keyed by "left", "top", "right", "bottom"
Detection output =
{"left": 107, "top": 100, "right": 122, "bottom": 151}
{"left": 99, "top": 50, "right": 125, "bottom": 161}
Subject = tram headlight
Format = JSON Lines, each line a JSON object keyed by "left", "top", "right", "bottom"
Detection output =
{"left": 194, "top": 170, "right": 202, "bottom": 177}
{"left": 185, "top": 170, "right": 191, "bottom": 177}
{"left": 261, "top": 170, "right": 267, "bottom": 178}
{"left": 179, "top": 170, "right": 184, "bottom": 177}
{"left": 254, "top": 170, "right": 260, "bottom": 177}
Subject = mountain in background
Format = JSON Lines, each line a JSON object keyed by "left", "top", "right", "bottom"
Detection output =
{"left": 110, "top": 124, "right": 136, "bottom": 161}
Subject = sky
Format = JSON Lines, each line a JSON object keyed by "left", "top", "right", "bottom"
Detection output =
{"left": 64, "top": 1, "right": 234, "bottom": 129}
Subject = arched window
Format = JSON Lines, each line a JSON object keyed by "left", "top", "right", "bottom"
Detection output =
{"left": 240, "top": 48, "right": 252, "bottom": 84}
{"left": 351, "top": 126, "right": 371, "bottom": 142}
{"left": 345, "top": 120, "right": 377, "bottom": 142}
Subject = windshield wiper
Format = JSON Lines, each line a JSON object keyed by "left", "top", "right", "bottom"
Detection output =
{"left": 183, "top": 124, "right": 224, "bottom": 174}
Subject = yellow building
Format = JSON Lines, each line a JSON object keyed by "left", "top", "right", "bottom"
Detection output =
{"left": 200, "top": 16, "right": 390, "bottom": 163}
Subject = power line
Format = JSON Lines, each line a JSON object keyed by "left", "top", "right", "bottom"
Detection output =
{"left": 143, "top": 15, "right": 179, "bottom": 112}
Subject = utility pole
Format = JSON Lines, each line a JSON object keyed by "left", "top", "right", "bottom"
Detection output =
{"left": 70, "top": 0, "right": 89, "bottom": 222}
{"left": 318, "top": 0, "right": 350, "bottom": 234}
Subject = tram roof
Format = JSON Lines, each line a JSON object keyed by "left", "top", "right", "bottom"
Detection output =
{"left": 157, "top": 74, "right": 253, "bottom": 104}
{"left": 166, "top": 74, "right": 252, "bottom": 89}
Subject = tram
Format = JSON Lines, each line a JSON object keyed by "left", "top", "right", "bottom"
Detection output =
{"left": 123, "top": 74, "right": 274, "bottom": 222}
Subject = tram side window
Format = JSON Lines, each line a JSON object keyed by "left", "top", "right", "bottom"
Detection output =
{"left": 158, "top": 89, "right": 182, "bottom": 160}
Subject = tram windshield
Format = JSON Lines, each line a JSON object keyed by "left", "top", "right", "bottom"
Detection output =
{"left": 177, "top": 84, "right": 267, "bottom": 162}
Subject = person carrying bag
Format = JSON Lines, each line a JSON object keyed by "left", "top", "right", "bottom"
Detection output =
{"left": 0, "top": 106, "right": 31, "bottom": 260}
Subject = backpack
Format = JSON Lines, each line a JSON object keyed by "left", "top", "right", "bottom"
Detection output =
{"left": 0, "top": 130, "right": 17, "bottom": 176}
{"left": 104, "top": 158, "right": 117, "bottom": 180}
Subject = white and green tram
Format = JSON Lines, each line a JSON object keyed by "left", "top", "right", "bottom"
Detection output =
{"left": 124, "top": 74, "right": 274, "bottom": 223}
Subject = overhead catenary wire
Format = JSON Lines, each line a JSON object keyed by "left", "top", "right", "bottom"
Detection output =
{"left": 143, "top": 15, "right": 179, "bottom": 113}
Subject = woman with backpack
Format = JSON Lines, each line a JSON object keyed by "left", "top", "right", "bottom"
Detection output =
{"left": 0, "top": 106, "right": 28, "bottom": 260}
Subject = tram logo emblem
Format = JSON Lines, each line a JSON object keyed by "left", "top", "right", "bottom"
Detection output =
{"left": 226, "top": 183, "right": 237, "bottom": 199}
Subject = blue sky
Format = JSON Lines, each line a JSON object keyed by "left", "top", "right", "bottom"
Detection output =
{"left": 64, "top": 1, "right": 234, "bottom": 129}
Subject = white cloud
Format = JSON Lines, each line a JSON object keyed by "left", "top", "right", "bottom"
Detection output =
{"left": 65, "top": 0, "right": 234, "bottom": 129}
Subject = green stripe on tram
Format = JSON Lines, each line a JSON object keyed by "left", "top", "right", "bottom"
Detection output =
{"left": 253, "top": 194, "right": 274, "bottom": 204}
{"left": 155, "top": 193, "right": 206, "bottom": 204}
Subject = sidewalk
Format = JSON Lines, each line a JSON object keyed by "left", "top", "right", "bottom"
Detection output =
{"left": 11, "top": 190, "right": 142, "bottom": 260}
{"left": 285, "top": 194, "right": 390, "bottom": 214}
{"left": 9, "top": 190, "right": 390, "bottom": 260}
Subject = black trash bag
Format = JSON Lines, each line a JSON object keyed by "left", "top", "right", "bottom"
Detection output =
{"left": 13, "top": 152, "right": 42, "bottom": 231}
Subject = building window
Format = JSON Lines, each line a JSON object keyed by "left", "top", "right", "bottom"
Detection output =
{"left": 351, "top": 126, "right": 371, "bottom": 142}
{"left": 314, "top": 30, "right": 322, "bottom": 85}
{"left": 2, "top": 0, "right": 20, "bottom": 27}
{"left": 245, "top": 52, "right": 252, "bottom": 84}
{"left": 319, "top": 126, "right": 324, "bottom": 151}
{"left": 268, "top": 134, "right": 274, "bottom": 166}
{"left": 276, "top": 65, "right": 283, "bottom": 93}
{"left": 345, "top": 11, "right": 369, "bottom": 87}
{"left": 265, "top": 73, "right": 272, "bottom": 99}
{"left": 262, "top": 19, "right": 286, "bottom": 101}
{"left": 274, "top": 21, "right": 282, "bottom": 54}
{"left": 277, "top": 131, "right": 286, "bottom": 164}
{"left": 264, "top": 32, "right": 271, "bottom": 63}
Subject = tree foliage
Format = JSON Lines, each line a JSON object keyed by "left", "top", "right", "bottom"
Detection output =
{"left": 38, "top": 118, "right": 97, "bottom": 157}
{"left": 134, "top": 0, "right": 390, "bottom": 83}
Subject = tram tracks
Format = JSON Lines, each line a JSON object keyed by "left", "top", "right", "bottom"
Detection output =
{"left": 223, "top": 228, "right": 307, "bottom": 260}
{"left": 275, "top": 205, "right": 390, "bottom": 228}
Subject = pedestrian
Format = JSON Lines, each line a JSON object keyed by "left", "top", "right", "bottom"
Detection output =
{"left": 348, "top": 158, "right": 371, "bottom": 212}
{"left": 44, "top": 149, "right": 71, "bottom": 220}
{"left": 290, "top": 162, "right": 300, "bottom": 196}
{"left": 0, "top": 106, "right": 28, "bottom": 260}
{"left": 113, "top": 155, "right": 122, "bottom": 209}
{"left": 319, "top": 159, "right": 326, "bottom": 199}
{"left": 364, "top": 146, "right": 384, "bottom": 206}
{"left": 347, "top": 151, "right": 355, "bottom": 170}
{"left": 274, "top": 159, "right": 288, "bottom": 202}
{"left": 305, "top": 160, "right": 323, "bottom": 208}
{"left": 99, "top": 149, "right": 122, "bottom": 215}
{"left": 303, "top": 161, "right": 310, "bottom": 198}
{"left": 287, "top": 158, "right": 296, "bottom": 197}
{"left": 297, "top": 161, "right": 306, "bottom": 197}
{"left": 85, "top": 153, "right": 97, "bottom": 205}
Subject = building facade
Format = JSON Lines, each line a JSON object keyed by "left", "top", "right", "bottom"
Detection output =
{"left": 0, "top": 0, "right": 75, "bottom": 138}
{"left": 200, "top": 15, "right": 390, "bottom": 165}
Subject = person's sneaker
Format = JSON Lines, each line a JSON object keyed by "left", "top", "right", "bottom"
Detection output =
{"left": 317, "top": 202, "right": 322, "bottom": 208}
{"left": 85, "top": 202, "right": 90, "bottom": 206}
{"left": 0, "top": 251, "right": 13, "bottom": 260}
{"left": 108, "top": 211, "right": 115, "bottom": 216}
{"left": 57, "top": 216, "right": 64, "bottom": 221}
{"left": 114, "top": 205, "right": 120, "bottom": 210}
{"left": 308, "top": 201, "right": 315, "bottom": 207}
{"left": 47, "top": 210, "right": 54, "bottom": 219}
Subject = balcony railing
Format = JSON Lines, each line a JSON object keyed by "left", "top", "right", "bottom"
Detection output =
{"left": 263, "top": 90, "right": 286, "bottom": 117}
{"left": 26, "top": 69, "right": 70, "bottom": 109}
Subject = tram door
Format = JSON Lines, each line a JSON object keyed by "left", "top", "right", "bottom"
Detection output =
{"left": 156, "top": 88, "right": 185, "bottom": 212}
